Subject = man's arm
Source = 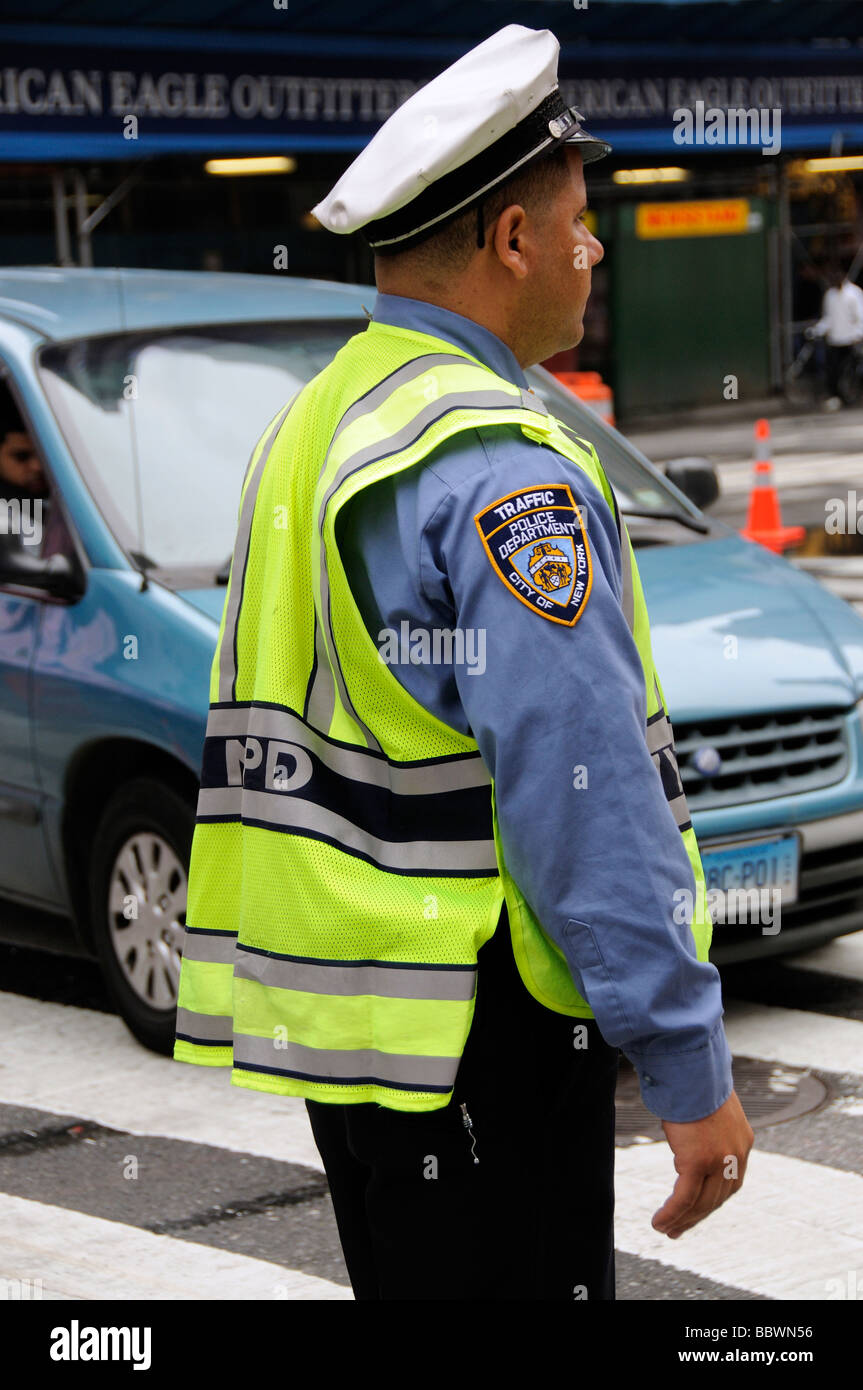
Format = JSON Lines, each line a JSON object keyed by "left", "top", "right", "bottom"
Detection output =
{"left": 340, "top": 424, "right": 752, "bottom": 1232}
{"left": 425, "top": 436, "right": 732, "bottom": 1117}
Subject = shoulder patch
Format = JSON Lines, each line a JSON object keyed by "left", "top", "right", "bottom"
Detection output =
{"left": 474, "top": 484, "right": 592, "bottom": 625}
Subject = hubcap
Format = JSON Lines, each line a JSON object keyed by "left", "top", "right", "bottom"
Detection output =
{"left": 107, "top": 832, "right": 187, "bottom": 1010}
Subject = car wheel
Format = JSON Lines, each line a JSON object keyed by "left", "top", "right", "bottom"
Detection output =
{"left": 88, "top": 777, "right": 195, "bottom": 1055}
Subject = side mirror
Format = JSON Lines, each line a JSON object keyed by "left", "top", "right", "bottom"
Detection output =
{"left": 663, "top": 457, "right": 720, "bottom": 511}
{"left": 0, "top": 548, "right": 83, "bottom": 599}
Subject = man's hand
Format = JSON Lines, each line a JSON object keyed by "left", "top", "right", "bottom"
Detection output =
{"left": 652, "top": 1090, "right": 754, "bottom": 1240}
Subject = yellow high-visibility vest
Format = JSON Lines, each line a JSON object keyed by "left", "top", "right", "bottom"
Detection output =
{"left": 173, "top": 321, "right": 711, "bottom": 1110}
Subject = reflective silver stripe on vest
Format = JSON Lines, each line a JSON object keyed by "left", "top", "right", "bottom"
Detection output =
{"left": 646, "top": 707, "right": 692, "bottom": 832}
{"left": 234, "top": 945, "right": 477, "bottom": 1001}
{"left": 196, "top": 786, "right": 497, "bottom": 874}
{"left": 309, "top": 354, "right": 486, "bottom": 748}
{"left": 326, "top": 353, "right": 481, "bottom": 455}
{"left": 175, "top": 1007, "right": 232, "bottom": 1043}
{"left": 218, "top": 397, "right": 297, "bottom": 703}
{"left": 646, "top": 707, "right": 674, "bottom": 755}
{"left": 234, "top": 1034, "right": 457, "bottom": 1092}
{"left": 663, "top": 787, "right": 692, "bottom": 832}
{"left": 651, "top": 750, "right": 691, "bottom": 832}
{"left": 204, "top": 701, "right": 490, "bottom": 794}
{"left": 521, "top": 387, "right": 548, "bottom": 415}
{"left": 316, "top": 382, "right": 546, "bottom": 751}
{"left": 619, "top": 529, "right": 635, "bottom": 633}
{"left": 319, "top": 387, "right": 532, "bottom": 528}
{"left": 304, "top": 614, "right": 337, "bottom": 734}
{"left": 181, "top": 928, "right": 238, "bottom": 965}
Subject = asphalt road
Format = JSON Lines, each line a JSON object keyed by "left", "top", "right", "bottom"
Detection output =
{"left": 0, "top": 929, "right": 862, "bottom": 1300}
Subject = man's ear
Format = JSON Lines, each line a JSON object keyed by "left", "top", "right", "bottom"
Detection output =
{"left": 492, "top": 204, "right": 530, "bottom": 280}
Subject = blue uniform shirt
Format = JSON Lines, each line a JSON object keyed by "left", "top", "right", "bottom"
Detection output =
{"left": 337, "top": 291, "right": 734, "bottom": 1124}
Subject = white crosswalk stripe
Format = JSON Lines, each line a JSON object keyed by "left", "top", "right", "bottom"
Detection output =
{"left": 783, "top": 931, "right": 863, "bottom": 981}
{"left": 615, "top": 1146, "right": 863, "bottom": 1300}
{"left": 1, "top": 962, "right": 862, "bottom": 1301}
{"left": 716, "top": 454, "right": 863, "bottom": 493}
{"left": 722, "top": 998, "right": 863, "bottom": 1076}
{"left": 0, "top": 1194, "right": 350, "bottom": 1300}
{"left": 0, "top": 990, "right": 322, "bottom": 1168}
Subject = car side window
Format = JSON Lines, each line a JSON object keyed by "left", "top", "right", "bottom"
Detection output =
{"left": 0, "top": 380, "right": 79, "bottom": 590}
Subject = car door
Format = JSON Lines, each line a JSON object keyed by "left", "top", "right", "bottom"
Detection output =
{"left": 0, "top": 377, "right": 66, "bottom": 906}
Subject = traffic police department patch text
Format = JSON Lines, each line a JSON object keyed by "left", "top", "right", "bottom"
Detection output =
{"left": 474, "top": 484, "right": 593, "bottom": 624}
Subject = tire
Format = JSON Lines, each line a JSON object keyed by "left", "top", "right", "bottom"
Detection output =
{"left": 88, "top": 777, "right": 195, "bottom": 1055}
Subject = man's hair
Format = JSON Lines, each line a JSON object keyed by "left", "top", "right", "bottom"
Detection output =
{"left": 0, "top": 393, "right": 25, "bottom": 447}
{"left": 373, "top": 146, "right": 571, "bottom": 278}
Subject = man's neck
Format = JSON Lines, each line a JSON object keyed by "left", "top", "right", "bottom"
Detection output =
{"left": 374, "top": 281, "right": 533, "bottom": 364}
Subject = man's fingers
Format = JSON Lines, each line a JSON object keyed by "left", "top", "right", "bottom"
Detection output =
{"left": 654, "top": 1166, "right": 741, "bottom": 1239}
{"left": 651, "top": 1169, "right": 705, "bottom": 1233}
{"left": 662, "top": 1171, "right": 727, "bottom": 1238}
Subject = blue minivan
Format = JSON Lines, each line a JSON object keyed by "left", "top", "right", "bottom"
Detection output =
{"left": 1, "top": 268, "right": 862, "bottom": 1053}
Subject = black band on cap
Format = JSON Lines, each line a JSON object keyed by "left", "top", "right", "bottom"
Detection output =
{"left": 366, "top": 89, "right": 610, "bottom": 255}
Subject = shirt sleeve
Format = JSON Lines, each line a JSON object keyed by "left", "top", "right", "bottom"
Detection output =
{"left": 342, "top": 424, "right": 733, "bottom": 1124}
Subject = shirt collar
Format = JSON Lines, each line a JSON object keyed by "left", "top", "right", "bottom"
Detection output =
{"left": 370, "top": 291, "right": 529, "bottom": 389}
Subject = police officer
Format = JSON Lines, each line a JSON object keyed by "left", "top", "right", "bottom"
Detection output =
{"left": 174, "top": 24, "right": 753, "bottom": 1301}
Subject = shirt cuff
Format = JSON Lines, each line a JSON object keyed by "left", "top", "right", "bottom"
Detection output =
{"left": 626, "top": 1019, "right": 734, "bottom": 1123}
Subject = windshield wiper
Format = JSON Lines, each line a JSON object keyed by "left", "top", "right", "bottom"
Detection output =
{"left": 129, "top": 549, "right": 158, "bottom": 569}
{"left": 216, "top": 555, "right": 232, "bottom": 585}
{"left": 623, "top": 508, "right": 710, "bottom": 535}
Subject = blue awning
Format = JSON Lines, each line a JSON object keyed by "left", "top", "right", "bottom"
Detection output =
{"left": 1, "top": 11, "right": 862, "bottom": 162}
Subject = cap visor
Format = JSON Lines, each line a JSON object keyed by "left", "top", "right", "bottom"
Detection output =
{"left": 562, "top": 130, "right": 612, "bottom": 163}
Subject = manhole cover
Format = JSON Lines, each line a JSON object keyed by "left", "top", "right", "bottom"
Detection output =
{"left": 615, "top": 1057, "right": 828, "bottom": 1146}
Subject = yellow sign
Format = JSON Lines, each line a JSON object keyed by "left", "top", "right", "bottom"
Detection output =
{"left": 636, "top": 199, "right": 751, "bottom": 239}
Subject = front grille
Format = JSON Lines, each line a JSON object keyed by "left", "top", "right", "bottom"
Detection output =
{"left": 674, "top": 707, "right": 851, "bottom": 811}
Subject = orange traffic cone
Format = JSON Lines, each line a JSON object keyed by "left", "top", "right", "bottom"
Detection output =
{"left": 552, "top": 370, "right": 616, "bottom": 426}
{"left": 740, "top": 419, "right": 806, "bottom": 553}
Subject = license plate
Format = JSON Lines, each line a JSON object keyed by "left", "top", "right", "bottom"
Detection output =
{"left": 701, "top": 834, "right": 800, "bottom": 908}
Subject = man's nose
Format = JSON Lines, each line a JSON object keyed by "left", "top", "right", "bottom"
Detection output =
{"left": 588, "top": 233, "right": 604, "bottom": 268}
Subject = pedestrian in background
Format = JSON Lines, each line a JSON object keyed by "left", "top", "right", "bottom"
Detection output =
{"left": 808, "top": 263, "right": 863, "bottom": 409}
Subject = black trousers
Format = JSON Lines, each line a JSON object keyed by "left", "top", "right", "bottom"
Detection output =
{"left": 306, "top": 909, "right": 620, "bottom": 1300}
{"left": 826, "top": 343, "right": 852, "bottom": 399}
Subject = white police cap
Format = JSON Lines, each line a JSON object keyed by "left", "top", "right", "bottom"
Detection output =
{"left": 312, "top": 24, "right": 611, "bottom": 252}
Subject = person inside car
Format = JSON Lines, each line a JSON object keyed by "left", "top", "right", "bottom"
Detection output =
{"left": 0, "top": 393, "right": 50, "bottom": 568}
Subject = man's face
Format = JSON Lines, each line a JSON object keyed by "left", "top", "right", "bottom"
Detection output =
{"left": 0, "top": 429, "right": 46, "bottom": 494}
{"left": 528, "top": 148, "right": 604, "bottom": 359}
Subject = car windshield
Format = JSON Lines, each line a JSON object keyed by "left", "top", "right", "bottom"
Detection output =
{"left": 38, "top": 319, "right": 698, "bottom": 576}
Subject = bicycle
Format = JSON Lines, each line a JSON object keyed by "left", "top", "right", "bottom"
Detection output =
{"left": 784, "top": 329, "right": 863, "bottom": 408}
